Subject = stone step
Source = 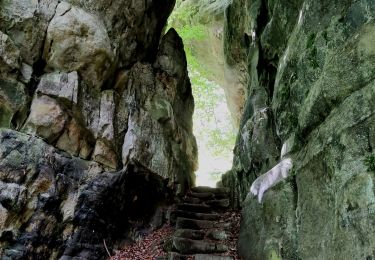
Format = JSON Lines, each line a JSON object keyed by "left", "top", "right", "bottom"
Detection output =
{"left": 176, "top": 218, "right": 230, "bottom": 230}
{"left": 211, "top": 193, "right": 230, "bottom": 200}
{"left": 177, "top": 203, "right": 212, "bottom": 213}
{"left": 191, "top": 186, "right": 229, "bottom": 195}
{"left": 171, "top": 210, "right": 220, "bottom": 222}
{"left": 194, "top": 254, "right": 233, "bottom": 260}
{"left": 176, "top": 218, "right": 216, "bottom": 230}
{"left": 154, "top": 256, "right": 169, "bottom": 260}
{"left": 189, "top": 192, "right": 215, "bottom": 199}
{"left": 174, "top": 229, "right": 205, "bottom": 240}
{"left": 183, "top": 196, "right": 201, "bottom": 204}
{"left": 205, "top": 199, "right": 230, "bottom": 209}
{"left": 174, "top": 228, "right": 228, "bottom": 241}
{"left": 181, "top": 198, "right": 230, "bottom": 209}
{"left": 167, "top": 252, "right": 189, "bottom": 260}
{"left": 173, "top": 237, "right": 228, "bottom": 254}
{"left": 206, "top": 230, "right": 228, "bottom": 241}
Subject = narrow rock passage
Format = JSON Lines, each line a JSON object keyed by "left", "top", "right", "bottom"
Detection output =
{"left": 111, "top": 186, "right": 240, "bottom": 260}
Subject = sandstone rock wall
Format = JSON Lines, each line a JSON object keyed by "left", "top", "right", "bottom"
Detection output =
{"left": 222, "top": 0, "right": 375, "bottom": 259}
{"left": 0, "top": 0, "right": 197, "bottom": 258}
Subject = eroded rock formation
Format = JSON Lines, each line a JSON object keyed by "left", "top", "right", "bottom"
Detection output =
{"left": 221, "top": 0, "right": 375, "bottom": 259}
{"left": 0, "top": 0, "right": 197, "bottom": 259}
{"left": 2, "top": 0, "right": 375, "bottom": 259}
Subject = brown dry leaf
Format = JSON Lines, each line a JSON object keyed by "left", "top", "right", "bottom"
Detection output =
{"left": 111, "top": 211, "right": 242, "bottom": 260}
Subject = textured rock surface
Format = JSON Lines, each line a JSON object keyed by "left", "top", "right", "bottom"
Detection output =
{"left": 0, "top": 31, "right": 20, "bottom": 73}
{"left": 0, "top": 30, "right": 29, "bottom": 129}
{"left": 122, "top": 29, "right": 197, "bottom": 188}
{"left": 0, "top": 0, "right": 58, "bottom": 65}
{"left": 0, "top": 129, "right": 173, "bottom": 259}
{"left": 43, "top": 2, "right": 115, "bottom": 89}
{"left": 23, "top": 95, "right": 69, "bottom": 142}
{"left": 0, "top": 0, "right": 198, "bottom": 258}
{"left": 0, "top": 78, "right": 29, "bottom": 129}
{"left": 221, "top": 0, "right": 375, "bottom": 259}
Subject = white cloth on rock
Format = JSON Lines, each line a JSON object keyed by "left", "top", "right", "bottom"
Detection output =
{"left": 249, "top": 158, "right": 293, "bottom": 203}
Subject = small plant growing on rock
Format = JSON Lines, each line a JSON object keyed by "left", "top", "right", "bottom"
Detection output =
{"left": 364, "top": 154, "right": 375, "bottom": 172}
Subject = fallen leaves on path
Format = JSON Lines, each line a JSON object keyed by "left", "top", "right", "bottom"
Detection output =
{"left": 221, "top": 211, "right": 241, "bottom": 260}
{"left": 111, "top": 210, "right": 242, "bottom": 260}
{"left": 111, "top": 225, "right": 174, "bottom": 260}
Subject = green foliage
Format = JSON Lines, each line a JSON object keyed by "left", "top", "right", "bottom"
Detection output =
{"left": 168, "top": 1, "right": 197, "bottom": 26}
{"left": 168, "top": 1, "right": 210, "bottom": 75}
{"left": 190, "top": 70, "right": 236, "bottom": 158}
{"left": 178, "top": 24, "right": 206, "bottom": 41}
{"left": 207, "top": 128, "right": 236, "bottom": 156}
{"left": 169, "top": 0, "right": 231, "bottom": 26}
{"left": 364, "top": 154, "right": 375, "bottom": 172}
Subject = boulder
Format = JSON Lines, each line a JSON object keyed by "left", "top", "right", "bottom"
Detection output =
{"left": 0, "top": 0, "right": 58, "bottom": 64}
{"left": 43, "top": 2, "right": 115, "bottom": 89}
{"left": 36, "top": 71, "right": 79, "bottom": 105}
{"left": 121, "top": 29, "right": 197, "bottom": 189}
{"left": 92, "top": 138, "right": 118, "bottom": 169}
{"left": 56, "top": 118, "right": 95, "bottom": 159}
{"left": 22, "top": 95, "right": 68, "bottom": 142}
{"left": 0, "top": 129, "right": 173, "bottom": 259}
{"left": 67, "top": 0, "right": 175, "bottom": 67}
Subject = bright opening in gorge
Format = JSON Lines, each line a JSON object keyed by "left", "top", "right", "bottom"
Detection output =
{"left": 168, "top": 0, "right": 238, "bottom": 187}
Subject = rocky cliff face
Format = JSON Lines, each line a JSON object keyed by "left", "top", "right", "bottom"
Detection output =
{"left": 222, "top": 0, "right": 375, "bottom": 259}
{"left": 0, "top": 0, "right": 197, "bottom": 259}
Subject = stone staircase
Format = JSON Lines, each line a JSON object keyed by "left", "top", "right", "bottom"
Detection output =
{"left": 159, "top": 186, "right": 234, "bottom": 260}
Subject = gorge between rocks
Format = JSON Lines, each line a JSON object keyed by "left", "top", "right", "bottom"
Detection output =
{"left": 0, "top": 0, "right": 375, "bottom": 259}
